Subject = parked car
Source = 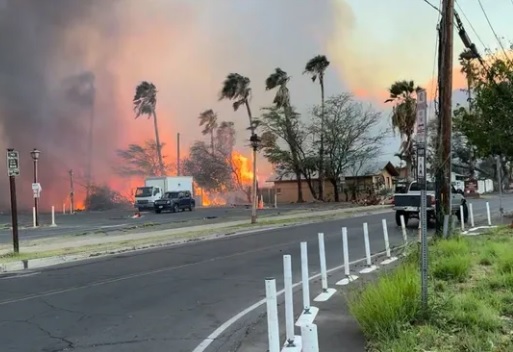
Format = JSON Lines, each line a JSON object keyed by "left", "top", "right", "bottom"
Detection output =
{"left": 393, "top": 181, "right": 468, "bottom": 226}
{"left": 154, "top": 190, "right": 195, "bottom": 214}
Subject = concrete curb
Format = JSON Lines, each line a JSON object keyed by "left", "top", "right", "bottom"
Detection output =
{"left": 0, "top": 206, "right": 393, "bottom": 274}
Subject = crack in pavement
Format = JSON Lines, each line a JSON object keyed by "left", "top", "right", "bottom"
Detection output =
{"left": 2, "top": 318, "right": 75, "bottom": 352}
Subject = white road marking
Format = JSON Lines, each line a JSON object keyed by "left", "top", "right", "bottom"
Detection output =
{"left": 191, "top": 248, "right": 394, "bottom": 352}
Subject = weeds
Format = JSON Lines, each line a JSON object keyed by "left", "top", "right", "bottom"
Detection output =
{"left": 349, "top": 226, "right": 513, "bottom": 351}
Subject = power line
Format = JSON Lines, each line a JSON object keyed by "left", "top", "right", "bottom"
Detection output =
{"left": 454, "top": 0, "right": 487, "bottom": 51}
{"left": 476, "top": 0, "right": 510, "bottom": 59}
{"left": 421, "top": 0, "right": 440, "bottom": 12}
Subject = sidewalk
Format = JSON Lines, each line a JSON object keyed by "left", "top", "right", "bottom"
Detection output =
{"left": 236, "top": 251, "right": 401, "bottom": 352}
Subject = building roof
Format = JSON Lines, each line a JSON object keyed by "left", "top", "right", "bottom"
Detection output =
{"left": 267, "top": 161, "right": 400, "bottom": 182}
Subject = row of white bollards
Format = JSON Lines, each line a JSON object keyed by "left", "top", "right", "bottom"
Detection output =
{"left": 266, "top": 201, "right": 500, "bottom": 351}
{"left": 32, "top": 205, "right": 58, "bottom": 228}
{"left": 266, "top": 219, "right": 406, "bottom": 351}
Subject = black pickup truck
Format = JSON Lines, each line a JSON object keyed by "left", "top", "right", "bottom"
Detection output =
{"left": 154, "top": 190, "right": 195, "bottom": 214}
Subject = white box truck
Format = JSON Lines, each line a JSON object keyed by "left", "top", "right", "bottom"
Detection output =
{"left": 134, "top": 176, "right": 194, "bottom": 211}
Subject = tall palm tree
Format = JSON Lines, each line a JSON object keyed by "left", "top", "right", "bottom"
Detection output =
{"left": 265, "top": 68, "right": 304, "bottom": 203}
{"left": 219, "top": 73, "right": 259, "bottom": 223}
{"left": 385, "top": 80, "right": 420, "bottom": 179}
{"left": 304, "top": 55, "right": 330, "bottom": 201}
{"left": 133, "top": 81, "right": 165, "bottom": 175}
{"left": 198, "top": 109, "right": 218, "bottom": 154}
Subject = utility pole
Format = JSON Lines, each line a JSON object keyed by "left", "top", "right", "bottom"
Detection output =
{"left": 177, "top": 132, "right": 181, "bottom": 176}
{"left": 496, "top": 156, "right": 504, "bottom": 218}
{"left": 440, "top": 0, "right": 455, "bottom": 224}
{"left": 7, "top": 149, "right": 20, "bottom": 253}
{"left": 69, "top": 169, "right": 75, "bottom": 214}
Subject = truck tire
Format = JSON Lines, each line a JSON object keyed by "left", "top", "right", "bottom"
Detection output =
{"left": 172, "top": 204, "right": 178, "bottom": 213}
{"left": 188, "top": 204, "right": 193, "bottom": 211}
{"left": 395, "top": 211, "right": 409, "bottom": 227}
{"left": 155, "top": 209, "right": 161, "bottom": 214}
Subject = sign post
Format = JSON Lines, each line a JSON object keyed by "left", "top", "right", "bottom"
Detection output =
{"left": 7, "top": 149, "right": 20, "bottom": 253}
{"left": 416, "top": 89, "right": 428, "bottom": 314}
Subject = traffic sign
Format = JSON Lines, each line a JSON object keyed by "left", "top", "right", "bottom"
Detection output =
{"left": 32, "top": 182, "right": 42, "bottom": 198}
{"left": 6, "top": 150, "right": 20, "bottom": 177}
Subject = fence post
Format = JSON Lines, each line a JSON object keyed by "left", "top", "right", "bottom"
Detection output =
{"left": 301, "top": 324, "right": 319, "bottom": 352}
{"left": 283, "top": 255, "right": 301, "bottom": 348}
{"left": 336, "top": 227, "right": 359, "bottom": 285}
{"left": 265, "top": 278, "right": 280, "bottom": 352}
{"left": 51, "top": 206, "right": 56, "bottom": 227}
{"left": 359, "top": 223, "right": 378, "bottom": 274}
{"left": 296, "top": 242, "right": 319, "bottom": 327}
{"left": 314, "top": 233, "right": 336, "bottom": 302}
{"left": 380, "top": 219, "right": 398, "bottom": 265}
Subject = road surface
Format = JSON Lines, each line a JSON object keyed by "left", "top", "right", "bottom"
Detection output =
{"left": 0, "top": 196, "right": 511, "bottom": 352}
{"left": 0, "top": 203, "right": 355, "bottom": 244}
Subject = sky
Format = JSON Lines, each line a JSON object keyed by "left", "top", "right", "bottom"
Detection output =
{"left": 0, "top": 0, "right": 510, "bottom": 208}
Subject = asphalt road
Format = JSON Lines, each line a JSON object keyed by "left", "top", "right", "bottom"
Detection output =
{"left": 0, "top": 196, "right": 511, "bottom": 352}
{"left": 0, "top": 203, "right": 352, "bottom": 244}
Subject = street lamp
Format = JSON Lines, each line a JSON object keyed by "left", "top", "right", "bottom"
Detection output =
{"left": 250, "top": 133, "right": 261, "bottom": 224}
{"left": 30, "top": 148, "right": 40, "bottom": 226}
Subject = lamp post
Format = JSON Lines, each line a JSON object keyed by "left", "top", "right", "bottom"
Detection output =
{"left": 30, "top": 148, "right": 41, "bottom": 227}
{"left": 249, "top": 133, "right": 261, "bottom": 224}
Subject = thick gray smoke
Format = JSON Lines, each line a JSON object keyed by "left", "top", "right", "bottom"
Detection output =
{"left": 0, "top": 0, "right": 121, "bottom": 211}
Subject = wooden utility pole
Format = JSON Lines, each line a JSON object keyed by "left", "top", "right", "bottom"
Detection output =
{"left": 69, "top": 169, "right": 75, "bottom": 214}
{"left": 440, "top": 0, "right": 455, "bottom": 219}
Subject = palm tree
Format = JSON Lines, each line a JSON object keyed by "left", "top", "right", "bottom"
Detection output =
{"left": 219, "top": 73, "right": 259, "bottom": 223}
{"left": 198, "top": 109, "right": 218, "bottom": 154}
{"left": 133, "top": 81, "right": 165, "bottom": 175}
{"left": 384, "top": 80, "right": 420, "bottom": 179}
{"left": 304, "top": 55, "right": 330, "bottom": 201}
{"left": 265, "top": 68, "right": 304, "bottom": 203}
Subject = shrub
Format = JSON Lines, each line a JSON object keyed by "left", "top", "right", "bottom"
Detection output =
{"left": 347, "top": 264, "right": 420, "bottom": 340}
{"left": 433, "top": 255, "right": 471, "bottom": 282}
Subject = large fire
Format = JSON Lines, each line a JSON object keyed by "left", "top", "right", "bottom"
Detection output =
{"left": 64, "top": 150, "right": 256, "bottom": 209}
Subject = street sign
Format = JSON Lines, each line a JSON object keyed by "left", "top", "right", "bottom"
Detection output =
{"left": 7, "top": 150, "right": 20, "bottom": 177}
{"left": 415, "top": 88, "right": 429, "bottom": 314}
{"left": 32, "top": 182, "right": 42, "bottom": 198}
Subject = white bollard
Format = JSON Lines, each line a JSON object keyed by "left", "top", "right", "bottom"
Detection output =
{"left": 314, "top": 233, "right": 336, "bottom": 302}
{"left": 300, "top": 324, "right": 319, "bottom": 352}
{"left": 265, "top": 278, "right": 280, "bottom": 352}
{"left": 400, "top": 215, "right": 407, "bottom": 245}
{"left": 380, "top": 219, "right": 398, "bottom": 265}
{"left": 32, "top": 207, "right": 37, "bottom": 228}
{"left": 300, "top": 242, "right": 310, "bottom": 312}
{"left": 50, "top": 206, "right": 56, "bottom": 227}
{"left": 359, "top": 223, "right": 378, "bottom": 274}
{"left": 274, "top": 194, "right": 278, "bottom": 208}
{"left": 63, "top": 203, "right": 66, "bottom": 215}
{"left": 460, "top": 205, "right": 465, "bottom": 232}
{"left": 336, "top": 227, "right": 359, "bottom": 286}
{"left": 486, "top": 201, "right": 492, "bottom": 226}
{"left": 296, "top": 242, "right": 319, "bottom": 327}
{"left": 283, "top": 255, "right": 301, "bottom": 349}
{"left": 469, "top": 203, "right": 475, "bottom": 228}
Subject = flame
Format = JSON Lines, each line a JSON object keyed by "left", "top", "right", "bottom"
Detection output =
{"left": 231, "top": 151, "right": 253, "bottom": 185}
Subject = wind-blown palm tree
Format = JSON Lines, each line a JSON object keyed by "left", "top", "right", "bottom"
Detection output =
{"left": 133, "top": 81, "right": 165, "bottom": 175}
{"left": 219, "top": 73, "right": 259, "bottom": 223}
{"left": 384, "top": 80, "right": 420, "bottom": 179}
{"left": 198, "top": 109, "right": 218, "bottom": 154}
{"left": 265, "top": 68, "right": 304, "bottom": 203}
{"left": 304, "top": 55, "right": 330, "bottom": 201}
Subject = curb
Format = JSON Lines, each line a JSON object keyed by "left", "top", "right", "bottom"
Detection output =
{"left": 0, "top": 207, "right": 393, "bottom": 274}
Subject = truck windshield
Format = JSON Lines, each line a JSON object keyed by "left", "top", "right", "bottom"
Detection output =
{"left": 135, "top": 187, "right": 152, "bottom": 197}
{"left": 409, "top": 182, "right": 435, "bottom": 191}
{"left": 164, "top": 192, "right": 180, "bottom": 199}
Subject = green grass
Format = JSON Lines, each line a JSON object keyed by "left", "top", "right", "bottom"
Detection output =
{"left": 347, "top": 226, "right": 513, "bottom": 352}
